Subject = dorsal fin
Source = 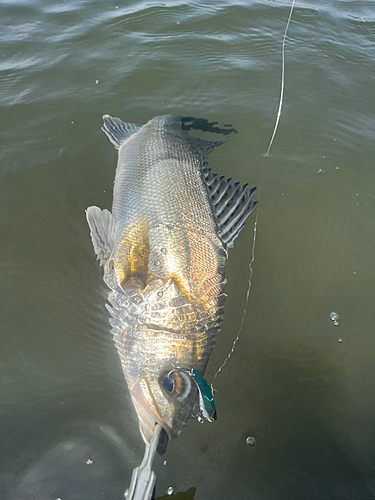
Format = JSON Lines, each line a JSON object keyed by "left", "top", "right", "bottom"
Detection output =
{"left": 86, "top": 206, "right": 116, "bottom": 265}
{"left": 203, "top": 168, "right": 257, "bottom": 248}
{"left": 102, "top": 115, "right": 141, "bottom": 149}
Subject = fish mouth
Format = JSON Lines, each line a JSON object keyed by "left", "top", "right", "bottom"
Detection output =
{"left": 131, "top": 378, "right": 171, "bottom": 448}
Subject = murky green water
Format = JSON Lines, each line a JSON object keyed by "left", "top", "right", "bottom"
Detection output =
{"left": 1, "top": 1, "right": 375, "bottom": 499}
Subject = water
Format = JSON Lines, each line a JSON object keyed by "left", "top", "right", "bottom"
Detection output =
{"left": 1, "top": 1, "right": 375, "bottom": 499}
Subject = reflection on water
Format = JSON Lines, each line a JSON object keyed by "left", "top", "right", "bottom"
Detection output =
{"left": 1, "top": 0, "right": 375, "bottom": 499}
{"left": 156, "top": 487, "right": 196, "bottom": 500}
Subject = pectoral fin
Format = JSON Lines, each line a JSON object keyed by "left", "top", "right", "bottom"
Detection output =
{"left": 116, "top": 217, "right": 150, "bottom": 288}
{"left": 86, "top": 206, "right": 115, "bottom": 265}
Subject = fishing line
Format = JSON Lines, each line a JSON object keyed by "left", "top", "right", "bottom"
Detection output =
{"left": 211, "top": 0, "right": 296, "bottom": 390}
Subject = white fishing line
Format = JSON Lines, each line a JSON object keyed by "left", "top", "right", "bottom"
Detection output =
{"left": 266, "top": 0, "right": 296, "bottom": 157}
{"left": 211, "top": 0, "right": 296, "bottom": 390}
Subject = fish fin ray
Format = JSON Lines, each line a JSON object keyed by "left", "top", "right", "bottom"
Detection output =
{"left": 189, "top": 136, "right": 225, "bottom": 158}
{"left": 86, "top": 206, "right": 115, "bottom": 265}
{"left": 102, "top": 115, "right": 141, "bottom": 149}
{"left": 203, "top": 170, "right": 257, "bottom": 248}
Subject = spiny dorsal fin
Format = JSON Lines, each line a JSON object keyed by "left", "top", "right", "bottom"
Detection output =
{"left": 86, "top": 206, "right": 116, "bottom": 265}
{"left": 102, "top": 115, "right": 141, "bottom": 149}
{"left": 203, "top": 167, "right": 257, "bottom": 249}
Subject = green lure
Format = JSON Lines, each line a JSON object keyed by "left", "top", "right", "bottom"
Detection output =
{"left": 190, "top": 368, "right": 217, "bottom": 422}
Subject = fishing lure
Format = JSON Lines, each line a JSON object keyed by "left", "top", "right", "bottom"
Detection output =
{"left": 166, "top": 364, "right": 217, "bottom": 422}
{"left": 190, "top": 368, "right": 217, "bottom": 422}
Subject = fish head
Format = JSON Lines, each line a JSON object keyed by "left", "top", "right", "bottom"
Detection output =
{"left": 111, "top": 279, "right": 205, "bottom": 449}
{"left": 130, "top": 366, "right": 198, "bottom": 447}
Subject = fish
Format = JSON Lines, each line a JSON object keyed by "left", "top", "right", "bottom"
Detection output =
{"left": 86, "top": 114, "right": 257, "bottom": 452}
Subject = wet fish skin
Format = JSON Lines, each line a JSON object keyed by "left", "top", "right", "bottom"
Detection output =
{"left": 86, "top": 114, "right": 257, "bottom": 446}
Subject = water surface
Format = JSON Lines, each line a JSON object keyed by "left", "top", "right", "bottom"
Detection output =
{"left": 1, "top": 1, "right": 375, "bottom": 499}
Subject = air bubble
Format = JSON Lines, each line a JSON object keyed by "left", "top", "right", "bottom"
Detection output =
{"left": 338, "top": 338, "right": 343, "bottom": 343}
{"left": 246, "top": 436, "right": 256, "bottom": 447}
{"left": 163, "top": 460, "right": 167, "bottom": 466}
{"left": 167, "top": 486, "right": 174, "bottom": 495}
{"left": 330, "top": 312, "right": 339, "bottom": 322}
{"left": 197, "top": 415, "right": 204, "bottom": 424}
{"left": 333, "top": 320, "right": 339, "bottom": 326}
{"left": 86, "top": 459, "right": 93, "bottom": 464}
{"left": 154, "top": 260, "right": 160, "bottom": 266}
{"left": 157, "top": 291, "right": 163, "bottom": 299}
{"left": 161, "top": 247, "right": 167, "bottom": 254}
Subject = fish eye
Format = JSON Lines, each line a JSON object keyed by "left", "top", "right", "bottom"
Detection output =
{"left": 160, "top": 370, "right": 191, "bottom": 400}
{"left": 162, "top": 376, "right": 174, "bottom": 393}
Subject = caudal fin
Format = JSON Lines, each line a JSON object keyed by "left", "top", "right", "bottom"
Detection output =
{"left": 102, "top": 115, "right": 141, "bottom": 149}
